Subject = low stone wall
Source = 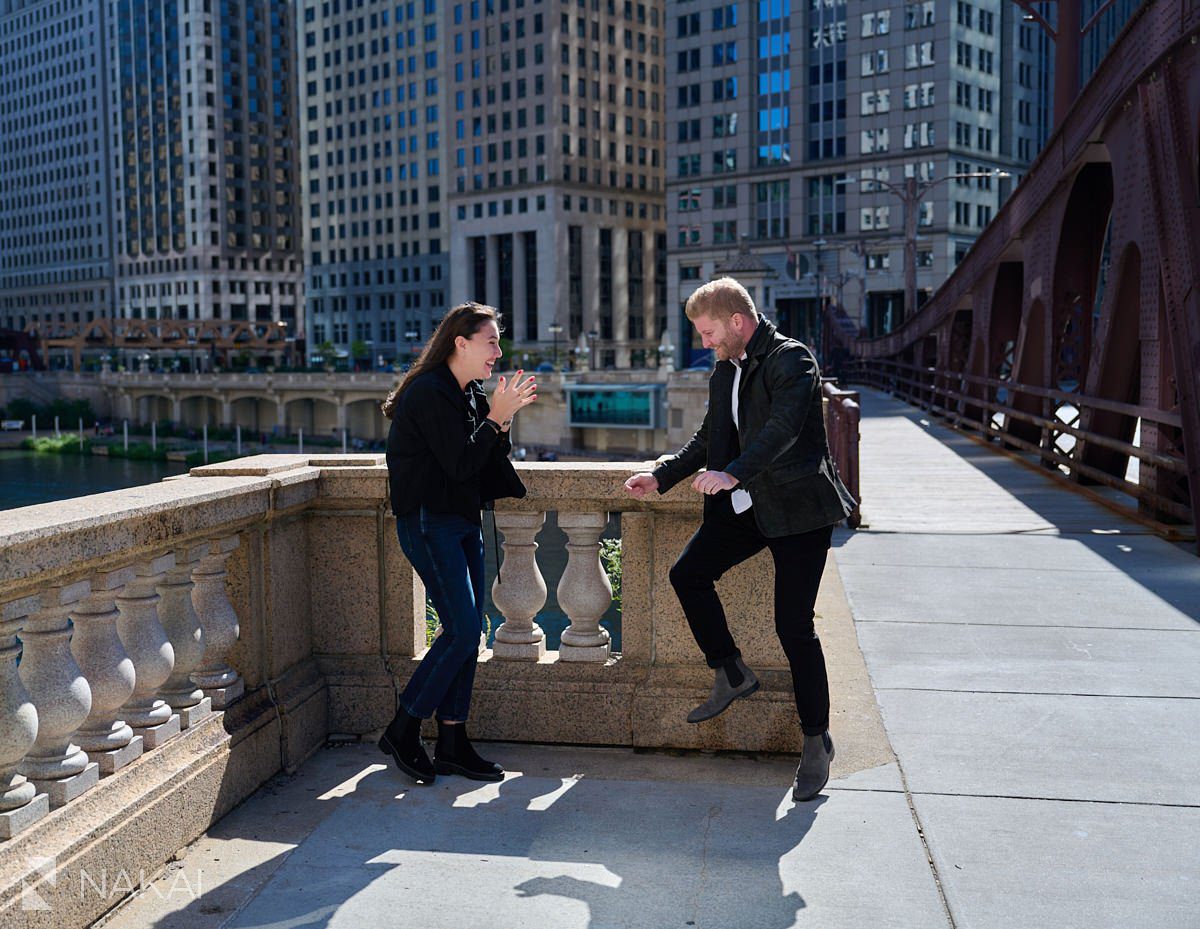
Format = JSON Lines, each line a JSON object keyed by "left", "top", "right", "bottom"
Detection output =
{"left": 0, "top": 455, "right": 803, "bottom": 928}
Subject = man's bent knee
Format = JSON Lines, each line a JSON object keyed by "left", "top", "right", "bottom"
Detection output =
{"left": 669, "top": 556, "right": 706, "bottom": 593}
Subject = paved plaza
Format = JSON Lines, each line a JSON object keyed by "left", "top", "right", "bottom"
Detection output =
{"left": 97, "top": 390, "right": 1200, "bottom": 929}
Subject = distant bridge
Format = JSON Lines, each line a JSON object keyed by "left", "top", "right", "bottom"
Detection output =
{"left": 22, "top": 370, "right": 399, "bottom": 442}
{"left": 23, "top": 318, "right": 297, "bottom": 370}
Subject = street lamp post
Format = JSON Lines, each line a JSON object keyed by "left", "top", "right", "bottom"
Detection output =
{"left": 856, "top": 169, "right": 1010, "bottom": 325}
{"left": 903, "top": 175, "right": 919, "bottom": 328}
{"left": 547, "top": 322, "right": 563, "bottom": 369}
{"left": 812, "top": 237, "right": 827, "bottom": 358}
{"left": 586, "top": 329, "right": 599, "bottom": 371}
{"left": 657, "top": 329, "right": 676, "bottom": 371}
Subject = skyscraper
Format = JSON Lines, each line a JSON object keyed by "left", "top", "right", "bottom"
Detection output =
{"left": 303, "top": 0, "right": 668, "bottom": 370}
{"left": 446, "top": 0, "right": 668, "bottom": 369}
{"left": 107, "top": 0, "right": 302, "bottom": 338}
{"left": 665, "top": 0, "right": 1044, "bottom": 358}
{"left": 300, "top": 0, "right": 449, "bottom": 366}
{"left": 0, "top": 0, "right": 115, "bottom": 336}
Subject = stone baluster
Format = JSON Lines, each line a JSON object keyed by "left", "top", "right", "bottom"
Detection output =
{"left": 0, "top": 596, "right": 48, "bottom": 838}
{"left": 158, "top": 543, "right": 213, "bottom": 728}
{"left": 191, "top": 536, "right": 244, "bottom": 708}
{"left": 18, "top": 581, "right": 100, "bottom": 808}
{"left": 557, "top": 513, "right": 613, "bottom": 662}
{"left": 491, "top": 512, "right": 548, "bottom": 660}
{"left": 116, "top": 554, "right": 181, "bottom": 750}
{"left": 71, "top": 567, "right": 143, "bottom": 775}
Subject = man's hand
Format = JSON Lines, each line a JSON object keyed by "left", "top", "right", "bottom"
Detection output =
{"left": 623, "top": 472, "right": 659, "bottom": 499}
{"left": 691, "top": 470, "right": 740, "bottom": 495}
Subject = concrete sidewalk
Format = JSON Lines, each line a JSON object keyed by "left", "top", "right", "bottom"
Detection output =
{"left": 96, "top": 743, "right": 947, "bottom": 929}
{"left": 836, "top": 389, "right": 1200, "bottom": 929}
{"left": 96, "top": 387, "right": 1199, "bottom": 929}
{"left": 95, "top": 527, "right": 947, "bottom": 929}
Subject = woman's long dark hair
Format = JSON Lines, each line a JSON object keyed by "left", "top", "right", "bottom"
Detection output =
{"left": 381, "top": 301, "right": 502, "bottom": 419}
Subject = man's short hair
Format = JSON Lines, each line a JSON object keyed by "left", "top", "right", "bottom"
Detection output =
{"left": 684, "top": 277, "right": 759, "bottom": 323}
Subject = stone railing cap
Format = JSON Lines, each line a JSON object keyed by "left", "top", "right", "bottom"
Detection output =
{"left": 0, "top": 476, "right": 282, "bottom": 595}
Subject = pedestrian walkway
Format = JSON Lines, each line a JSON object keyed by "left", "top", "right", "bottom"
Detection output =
{"left": 94, "top": 388, "right": 1199, "bottom": 929}
{"left": 837, "top": 389, "right": 1200, "bottom": 929}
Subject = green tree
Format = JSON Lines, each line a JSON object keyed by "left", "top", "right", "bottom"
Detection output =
{"left": 599, "top": 538, "right": 622, "bottom": 610}
{"left": 315, "top": 340, "right": 337, "bottom": 369}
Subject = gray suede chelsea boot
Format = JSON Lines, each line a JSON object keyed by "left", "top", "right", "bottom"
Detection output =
{"left": 686, "top": 657, "right": 760, "bottom": 723}
{"left": 792, "top": 731, "right": 835, "bottom": 801}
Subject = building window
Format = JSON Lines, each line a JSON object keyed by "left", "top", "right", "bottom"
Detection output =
{"left": 904, "top": 121, "right": 936, "bottom": 148}
{"left": 713, "top": 148, "right": 737, "bottom": 173}
{"left": 905, "top": 41, "right": 935, "bottom": 68}
{"left": 861, "top": 89, "right": 891, "bottom": 115}
{"left": 860, "top": 206, "right": 891, "bottom": 230}
{"left": 861, "top": 127, "right": 891, "bottom": 153}
{"left": 905, "top": 0, "right": 935, "bottom": 29}
{"left": 861, "top": 49, "right": 890, "bottom": 76}
{"left": 861, "top": 10, "right": 892, "bottom": 36}
{"left": 905, "top": 82, "right": 936, "bottom": 108}
{"left": 713, "top": 220, "right": 737, "bottom": 244}
{"left": 678, "top": 188, "right": 702, "bottom": 211}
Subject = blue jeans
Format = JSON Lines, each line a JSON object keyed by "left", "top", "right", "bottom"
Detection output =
{"left": 396, "top": 508, "right": 486, "bottom": 722}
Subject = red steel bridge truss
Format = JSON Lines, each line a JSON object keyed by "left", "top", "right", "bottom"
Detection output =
{"left": 846, "top": 0, "right": 1200, "bottom": 548}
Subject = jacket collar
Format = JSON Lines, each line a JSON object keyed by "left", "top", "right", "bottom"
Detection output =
{"left": 735, "top": 317, "right": 775, "bottom": 381}
{"left": 432, "top": 362, "right": 484, "bottom": 403}
{"left": 744, "top": 317, "right": 776, "bottom": 359}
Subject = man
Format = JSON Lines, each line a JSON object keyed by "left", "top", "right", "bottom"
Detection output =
{"left": 624, "top": 277, "right": 857, "bottom": 801}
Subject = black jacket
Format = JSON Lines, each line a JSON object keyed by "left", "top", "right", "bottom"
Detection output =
{"left": 386, "top": 363, "right": 526, "bottom": 523}
{"left": 652, "top": 319, "right": 857, "bottom": 538}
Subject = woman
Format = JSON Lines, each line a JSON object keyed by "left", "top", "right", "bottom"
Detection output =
{"left": 378, "top": 302, "right": 537, "bottom": 784}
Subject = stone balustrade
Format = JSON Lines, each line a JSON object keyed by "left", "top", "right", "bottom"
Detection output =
{"left": 0, "top": 454, "right": 806, "bottom": 928}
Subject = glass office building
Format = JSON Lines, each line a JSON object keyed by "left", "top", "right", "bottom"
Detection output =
{"left": 107, "top": 0, "right": 302, "bottom": 332}
{"left": 0, "top": 0, "right": 115, "bottom": 335}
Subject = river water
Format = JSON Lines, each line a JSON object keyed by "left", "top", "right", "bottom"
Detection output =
{"left": 0, "top": 450, "right": 621, "bottom": 650}
{"left": 0, "top": 449, "right": 188, "bottom": 510}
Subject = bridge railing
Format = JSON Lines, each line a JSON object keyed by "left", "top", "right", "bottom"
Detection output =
{"left": 1, "top": 456, "right": 840, "bottom": 923}
{"left": 847, "top": 360, "right": 1193, "bottom": 534}
{"left": 822, "top": 382, "right": 862, "bottom": 529}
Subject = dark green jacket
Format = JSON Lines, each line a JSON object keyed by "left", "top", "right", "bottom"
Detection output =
{"left": 652, "top": 319, "right": 857, "bottom": 538}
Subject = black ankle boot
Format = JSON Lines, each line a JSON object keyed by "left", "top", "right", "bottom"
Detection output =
{"left": 379, "top": 708, "right": 436, "bottom": 784}
{"left": 433, "top": 722, "right": 504, "bottom": 782}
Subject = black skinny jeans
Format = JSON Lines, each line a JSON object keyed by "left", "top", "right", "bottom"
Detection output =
{"left": 669, "top": 493, "right": 834, "bottom": 736}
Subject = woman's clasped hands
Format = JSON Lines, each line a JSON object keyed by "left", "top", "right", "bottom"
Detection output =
{"left": 488, "top": 368, "right": 538, "bottom": 429}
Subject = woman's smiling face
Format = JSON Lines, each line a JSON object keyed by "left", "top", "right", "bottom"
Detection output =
{"left": 456, "top": 320, "right": 503, "bottom": 381}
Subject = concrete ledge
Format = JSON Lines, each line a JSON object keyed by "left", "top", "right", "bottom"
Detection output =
{"left": 320, "top": 654, "right": 805, "bottom": 753}
{"left": 0, "top": 662, "right": 329, "bottom": 929}
{"left": 0, "top": 712, "right": 234, "bottom": 929}
{"left": 0, "top": 477, "right": 278, "bottom": 594}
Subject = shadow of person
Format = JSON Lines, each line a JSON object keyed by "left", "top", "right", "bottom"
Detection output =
{"left": 512, "top": 794, "right": 826, "bottom": 929}
{"left": 165, "top": 750, "right": 829, "bottom": 929}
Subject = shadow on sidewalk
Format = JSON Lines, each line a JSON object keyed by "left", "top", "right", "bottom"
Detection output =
{"left": 157, "top": 756, "right": 826, "bottom": 929}
{"left": 843, "top": 391, "right": 1200, "bottom": 627}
